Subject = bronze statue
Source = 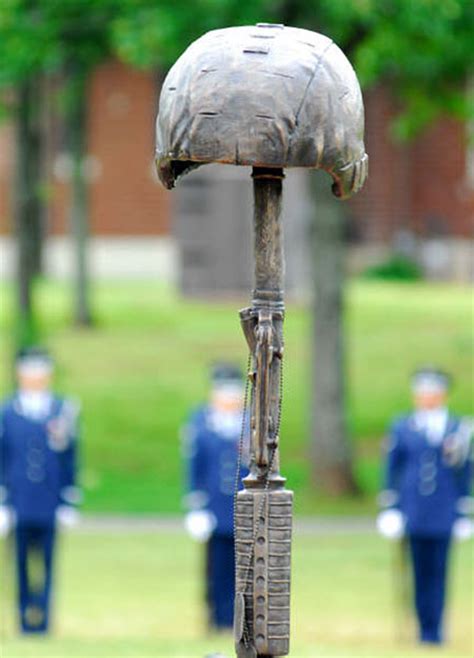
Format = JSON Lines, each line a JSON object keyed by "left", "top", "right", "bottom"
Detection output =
{"left": 156, "top": 23, "right": 368, "bottom": 658}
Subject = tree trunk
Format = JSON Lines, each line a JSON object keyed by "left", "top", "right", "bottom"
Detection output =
{"left": 310, "top": 172, "right": 359, "bottom": 495}
{"left": 14, "top": 79, "right": 43, "bottom": 349}
{"left": 66, "top": 72, "right": 93, "bottom": 326}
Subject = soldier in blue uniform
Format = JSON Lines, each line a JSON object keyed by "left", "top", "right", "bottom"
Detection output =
{"left": 377, "top": 368, "right": 473, "bottom": 645}
{"left": 0, "top": 347, "right": 81, "bottom": 634}
{"left": 183, "top": 363, "right": 249, "bottom": 631}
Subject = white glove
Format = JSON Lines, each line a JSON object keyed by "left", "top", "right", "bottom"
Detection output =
{"left": 452, "top": 517, "right": 473, "bottom": 542}
{"left": 376, "top": 509, "right": 405, "bottom": 540}
{"left": 185, "top": 510, "right": 216, "bottom": 542}
{"left": 56, "top": 505, "right": 80, "bottom": 528}
{"left": 0, "top": 506, "right": 13, "bottom": 537}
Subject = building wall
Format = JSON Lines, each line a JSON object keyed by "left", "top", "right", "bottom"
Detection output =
{"left": 48, "top": 60, "right": 171, "bottom": 237}
{"left": 0, "top": 65, "right": 472, "bottom": 283}
{"left": 411, "top": 117, "right": 473, "bottom": 237}
{"left": 348, "top": 87, "right": 412, "bottom": 241}
{"left": 349, "top": 86, "right": 473, "bottom": 242}
{"left": 173, "top": 164, "right": 312, "bottom": 297}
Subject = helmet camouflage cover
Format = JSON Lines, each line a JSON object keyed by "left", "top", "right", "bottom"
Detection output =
{"left": 156, "top": 23, "right": 368, "bottom": 199}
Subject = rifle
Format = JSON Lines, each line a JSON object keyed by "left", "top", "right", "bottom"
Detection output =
{"left": 154, "top": 23, "right": 368, "bottom": 657}
{"left": 234, "top": 169, "right": 292, "bottom": 658}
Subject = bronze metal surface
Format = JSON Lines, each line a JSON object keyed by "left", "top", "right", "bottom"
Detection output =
{"left": 156, "top": 24, "right": 368, "bottom": 199}
{"left": 234, "top": 168, "right": 291, "bottom": 657}
{"left": 235, "top": 488, "right": 293, "bottom": 657}
{"left": 155, "top": 23, "right": 369, "bottom": 657}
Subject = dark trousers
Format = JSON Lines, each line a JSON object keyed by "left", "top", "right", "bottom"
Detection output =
{"left": 14, "top": 523, "right": 56, "bottom": 633}
{"left": 206, "top": 533, "right": 235, "bottom": 630}
{"left": 408, "top": 535, "right": 451, "bottom": 644}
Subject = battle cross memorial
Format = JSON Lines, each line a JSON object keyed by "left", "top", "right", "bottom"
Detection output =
{"left": 155, "top": 23, "right": 368, "bottom": 658}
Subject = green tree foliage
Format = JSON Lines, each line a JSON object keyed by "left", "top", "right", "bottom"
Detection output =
{"left": 0, "top": 0, "right": 123, "bottom": 85}
{"left": 272, "top": 0, "right": 474, "bottom": 138}
{"left": 111, "top": 0, "right": 271, "bottom": 69}
{"left": 0, "top": 1, "right": 129, "bottom": 328}
{"left": 1, "top": 0, "right": 472, "bottom": 490}
{"left": 112, "top": 0, "right": 473, "bottom": 495}
{"left": 1, "top": 0, "right": 472, "bottom": 159}
{"left": 112, "top": 0, "right": 473, "bottom": 138}
{"left": 0, "top": 2, "right": 49, "bottom": 349}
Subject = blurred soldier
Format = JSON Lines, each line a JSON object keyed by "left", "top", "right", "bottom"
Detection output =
{"left": 183, "top": 363, "right": 248, "bottom": 631}
{"left": 0, "top": 347, "right": 81, "bottom": 634}
{"left": 377, "top": 368, "right": 473, "bottom": 645}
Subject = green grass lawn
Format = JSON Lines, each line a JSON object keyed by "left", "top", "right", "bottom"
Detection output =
{"left": 0, "top": 280, "right": 472, "bottom": 514}
{"left": 0, "top": 529, "right": 472, "bottom": 657}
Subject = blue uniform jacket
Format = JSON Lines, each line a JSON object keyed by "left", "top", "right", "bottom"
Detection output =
{"left": 183, "top": 405, "right": 249, "bottom": 536}
{"left": 381, "top": 414, "right": 473, "bottom": 537}
{"left": 0, "top": 394, "right": 80, "bottom": 525}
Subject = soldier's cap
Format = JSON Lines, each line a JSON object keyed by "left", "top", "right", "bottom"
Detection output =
{"left": 411, "top": 367, "right": 451, "bottom": 393}
{"left": 211, "top": 363, "right": 244, "bottom": 386}
{"left": 15, "top": 346, "right": 54, "bottom": 372}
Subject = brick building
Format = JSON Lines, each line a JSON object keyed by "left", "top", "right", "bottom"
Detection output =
{"left": 350, "top": 87, "right": 473, "bottom": 241}
{"left": 0, "top": 60, "right": 472, "bottom": 283}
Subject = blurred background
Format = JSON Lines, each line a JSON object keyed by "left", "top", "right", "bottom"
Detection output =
{"left": 0, "top": 1, "right": 472, "bottom": 657}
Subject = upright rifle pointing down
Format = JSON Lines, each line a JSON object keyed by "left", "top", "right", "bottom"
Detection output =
{"left": 155, "top": 23, "right": 368, "bottom": 658}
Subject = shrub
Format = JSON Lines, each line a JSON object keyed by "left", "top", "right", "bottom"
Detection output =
{"left": 362, "top": 255, "right": 423, "bottom": 281}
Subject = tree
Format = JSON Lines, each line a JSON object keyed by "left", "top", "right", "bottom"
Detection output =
{"left": 0, "top": 1, "right": 133, "bottom": 327}
{"left": 114, "top": 0, "right": 473, "bottom": 495}
{"left": 42, "top": 0, "right": 127, "bottom": 326}
{"left": 0, "top": 1, "right": 52, "bottom": 349}
{"left": 318, "top": 0, "right": 474, "bottom": 138}
{"left": 309, "top": 175, "right": 359, "bottom": 494}
{"left": 64, "top": 70, "right": 91, "bottom": 326}
{"left": 2, "top": 0, "right": 471, "bottom": 487}
{"left": 111, "top": 0, "right": 266, "bottom": 69}
{"left": 14, "top": 80, "right": 43, "bottom": 348}
{"left": 0, "top": 0, "right": 276, "bottom": 335}
{"left": 266, "top": 0, "right": 473, "bottom": 494}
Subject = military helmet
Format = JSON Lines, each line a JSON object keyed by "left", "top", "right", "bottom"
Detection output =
{"left": 15, "top": 346, "right": 53, "bottom": 370}
{"left": 211, "top": 362, "right": 244, "bottom": 385}
{"left": 411, "top": 367, "right": 452, "bottom": 392}
{"left": 156, "top": 23, "right": 368, "bottom": 199}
